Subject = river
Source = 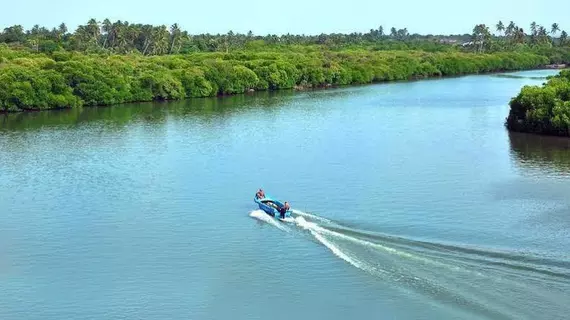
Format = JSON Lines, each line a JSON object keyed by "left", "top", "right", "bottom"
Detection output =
{"left": 1, "top": 69, "right": 569, "bottom": 320}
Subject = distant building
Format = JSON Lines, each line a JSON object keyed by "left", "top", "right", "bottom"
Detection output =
{"left": 461, "top": 40, "right": 483, "bottom": 47}
{"left": 438, "top": 39, "right": 459, "bottom": 44}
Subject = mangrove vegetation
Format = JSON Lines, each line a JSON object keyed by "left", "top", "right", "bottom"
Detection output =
{"left": 1, "top": 19, "right": 569, "bottom": 112}
{"left": 507, "top": 70, "right": 570, "bottom": 136}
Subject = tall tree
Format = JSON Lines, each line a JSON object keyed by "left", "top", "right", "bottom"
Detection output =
{"left": 560, "top": 30, "right": 568, "bottom": 46}
{"left": 496, "top": 21, "right": 505, "bottom": 35}
{"left": 396, "top": 28, "right": 409, "bottom": 40}
{"left": 471, "top": 24, "right": 491, "bottom": 53}
{"left": 102, "top": 19, "right": 112, "bottom": 48}
{"left": 86, "top": 18, "right": 101, "bottom": 46}
{"left": 513, "top": 27, "right": 526, "bottom": 44}
{"left": 530, "top": 22, "right": 537, "bottom": 35}
{"left": 140, "top": 24, "right": 153, "bottom": 55}
{"left": 529, "top": 22, "right": 539, "bottom": 45}
{"left": 551, "top": 23, "right": 560, "bottom": 36}
{"left": 1, "top": 25, "right": 26, "bottom": 43}
{"left": 506, "top": 21, "right": 516, "bottom": 36}
{"left": 58, "top": 23, "right": 68, "bottom": 35}
{"left": 537, "top": 26, "right": 550, "bottom": 45}
{"left": 54, "top": 22, "right": 67, "bottom": 41}
{"left": 169, "top": 23, "right": 181, "bottom": 54}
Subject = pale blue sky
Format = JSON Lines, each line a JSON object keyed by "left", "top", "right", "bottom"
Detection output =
{"left": 1, "top": 0, "right": 568, "bottom": 35}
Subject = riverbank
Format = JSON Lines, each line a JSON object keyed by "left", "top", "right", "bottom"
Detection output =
{"left": 0, "top": 47, "right": 550, "bottom": 113}
{"left": 544, "top": 63, "right": 567, "bottom": 69}
{"left": 506, "top": 69, "right": 570, "bottom": 137}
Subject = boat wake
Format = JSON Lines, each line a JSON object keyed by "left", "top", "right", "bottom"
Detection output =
{"left": 291, "top": 208, "right": 333, "bottom": 224}
{"left": 249, "top": 208, "right": 570, "bottom": 320}
{"left": 248, "top": 210, "right": 291, "bottom": 232}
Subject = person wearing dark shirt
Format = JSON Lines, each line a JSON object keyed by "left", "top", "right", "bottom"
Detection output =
{"left": 279, "top": 201, "right": 290, "bottom": 219}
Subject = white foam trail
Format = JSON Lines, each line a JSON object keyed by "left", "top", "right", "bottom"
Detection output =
{"left": 316, "top": 224, "right": 441, "bottom": 265}
{"left": 311, "top": 230, "right": 376, "bottom": 273}
{"left": 294, "top": 216, "right": 314, "bottom": 229}
{"left": 260, "top": 211, "right": 462, "bottom": 276}
{"left": 280, "top": 217, "right": 296, "bottom": 223}
{"left": 249, "top": 210, "right": 290, "bottom": 232}
{"left": 295, "top": 216, "right": 383, "bottom": 275}
{"left": 291, "top": 209, "right": 332, "bottom": 224}
{"left": 249, "top": 213, "right": 386, "bottom": 277}
{"left": 294, "top": 215, "right": 451, "bottom": 270}
{"left": 290, "top": 212, "right": 546, "bottom": 319}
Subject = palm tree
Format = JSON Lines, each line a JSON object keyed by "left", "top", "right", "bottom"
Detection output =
{"left": 504, "top": 21, "right": 517, "bottom": 47}
{"left": 560, "top": 30, "right": 568, "bottom": 46}
{"left": 505, "top": 21, "right": 516, "bottom": 40}
{"left": 551, "top": 23, "right": 560, "bottom": 36}
{"left": 124, "top": 24, "right": 139, "bottom": 52}
{"left": 154, "top": 25, "right": 170, "bottom": 55}
{"left": 115, "top": 21, "right": 130, "bottom": 52}
{"left": 58, "top": 23, "right": 68, "bottom": 35}
{"left": 169, "top": 23, "right": 181, "bottom": 54}
{"left": 141, "top": 25, "right": 153, "bottom": 55}
{"left": 472, "top": 24, "right": 491, "bottom": 53}
{"left": 496, "top": 21, "right": 505, "bottom": 36}
{"left": 514, "top": 28, "right": 525, "bottom": 44}
{"left": 506, "top": 21, "right": 516, "bottom": 35}
{"left": 398, "top": 28, "right": 409, "bottom": 40}
{"left": 57, "top": 23, "right": 67, "bottom": 41}
{"left": 86, "top": 18, "right": 100, "bottom": 46}
{"left": 529, "top": 22, "right": 538, "bottom": 45}
{"left": 530, "top": 22, "right": 537, "bottom": 35}
{"left": 176, "top": 31, "right": 190, "bottom": 53}
{"left": 102, "top": 19, "right": 112, "bottom": 48}
{"left": 537, "top": 26, "right": 549, "bottom": 45}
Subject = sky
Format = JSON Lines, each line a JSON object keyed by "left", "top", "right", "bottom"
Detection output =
{"left": 1, "top": 0, "right": 568, "bottom": 36}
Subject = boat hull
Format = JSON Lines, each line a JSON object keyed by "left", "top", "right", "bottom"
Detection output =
{"left": 254, "top": 195, "right": 292, "bottom": 219}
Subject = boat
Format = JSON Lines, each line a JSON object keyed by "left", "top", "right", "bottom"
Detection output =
{"left": 254, "top": 193, "right": 292, "bottom": 219}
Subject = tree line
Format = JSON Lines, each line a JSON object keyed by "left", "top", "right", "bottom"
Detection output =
{"left": 1, "top": 18, "right": 569, "bottom": 119}
{"left": 469, "top": 21, "right": 567, "bottom": 53}
{"left": 0, "top": 20, "right": 453, "bottom": 54}
{"left": 0, "top": 19, "right": 567, "bottom": 55}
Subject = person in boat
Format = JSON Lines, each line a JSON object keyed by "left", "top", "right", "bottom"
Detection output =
{"left": 279, "top": 201, "right": 290, "bottom": 219}
{"left": 256, "top": 189, "right": 265, "bottom": 199}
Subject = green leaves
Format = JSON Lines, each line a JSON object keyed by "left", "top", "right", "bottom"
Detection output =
{"left": 0, "top": 64, "right": 80, "bottom": 111}
{"left": 0, "top": 46, "right": 556, "bottom": 113}
{"left": 507, "top": 71, "right": 570, "bottom": 136}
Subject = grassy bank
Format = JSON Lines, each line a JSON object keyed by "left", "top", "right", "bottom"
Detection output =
{"left": 0, "top": 46, "right": 551, "bottom": 112}
{"left": 506, "top": 69, "right": 570, "bottom": 137}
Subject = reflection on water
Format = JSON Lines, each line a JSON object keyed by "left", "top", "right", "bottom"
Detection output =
{"left": 0, "top": 90, "right": 301, "bottom": 131}
{"left": 497, "top": 69, "right": 564, "bottom": 79}
{"left": 508, "top": 132, "right": 570, "bottom": 176}
{"left": 492, "top": 74, "right": 549, "bottom": 80}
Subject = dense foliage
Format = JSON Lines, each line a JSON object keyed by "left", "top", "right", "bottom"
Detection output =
{"left": 506, "top": 70, "right": 570, "bottom": 136}
{"left": 1, "top": 19, "right": 569, "bottom": 113}
{"left": 0, "top": 44, "right": 551, "bottom": 112}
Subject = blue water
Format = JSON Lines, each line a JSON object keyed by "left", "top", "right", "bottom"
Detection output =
{"left": 1, "top": 69, "right": 569, "bottom": 320}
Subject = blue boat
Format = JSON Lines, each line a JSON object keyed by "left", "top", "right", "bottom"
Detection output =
{"left": 254, "top": 193, "right": 292, "bottom": 219}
